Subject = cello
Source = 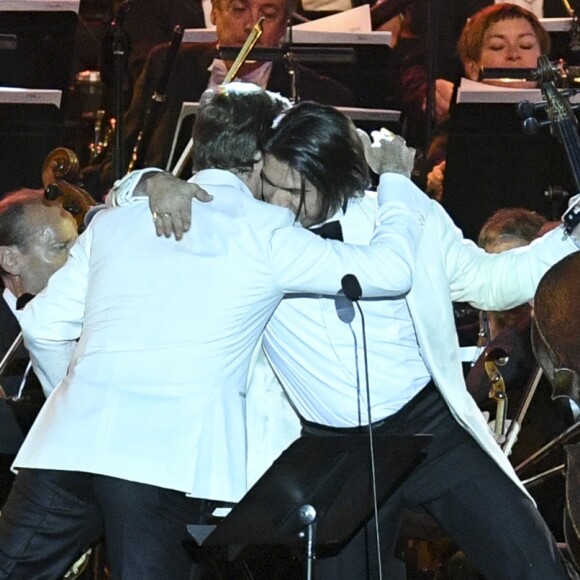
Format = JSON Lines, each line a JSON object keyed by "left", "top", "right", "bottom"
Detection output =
{"left": 519, "top": 54, "right": 580, "bottom": 567}
{"left": 522, "top": 56, "right": 580, "bottom": 406}
{"left": 41, "top": 147, "right": 97, "bottom": 233}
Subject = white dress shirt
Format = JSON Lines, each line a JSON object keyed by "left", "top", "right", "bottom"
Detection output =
{"left": 265, "top": 183, "right": 579, "bottom": 499}
{"left": 16, "top": 169, "right": 426, "bottom": 502}
{"left": 264, "top": 192, "right": 431, "bottom": 427}
{"left": 3, "top": 288, "right": 18, "bottom": 319}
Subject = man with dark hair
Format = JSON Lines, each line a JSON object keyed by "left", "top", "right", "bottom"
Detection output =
{"left": 122, "top": 101, "right": 580, "bottom": 579}
{"left": 0, "top": 84, "right": 425, "bottom": 580}
{"left": 0, "top": 190, "right": 77, "bottom": 507}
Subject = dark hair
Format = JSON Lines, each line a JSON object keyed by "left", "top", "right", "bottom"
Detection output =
{"left": 261, "top": 101, "right": 369, "bottom": 224}
{"left": 192, "top": 83, "right": 289, "bottom": 174}
{"left": 477, "top": 207, "right": 546, "bottom": 250}
{"left": 457, "top": 4, "right": 550, "bottom": 66}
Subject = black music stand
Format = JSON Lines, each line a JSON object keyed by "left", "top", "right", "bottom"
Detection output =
{"left": 219, "top": 40, "right": 395, "bottom": 109}
{"left": 0, "top": 101, "right": 64, "bottom": 195}
{"left": 443, "top": 101, "right": 576, "bottom": 241}
{"left": 0, "top": 11, "right": 78, "bottom": 91}
{"left": 188, "top": 433, "right": 431, "bottom": 579}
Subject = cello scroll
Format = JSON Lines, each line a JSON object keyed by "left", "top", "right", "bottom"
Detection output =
{"left": 41, "top": 148, "right": 97, "bottom": 232}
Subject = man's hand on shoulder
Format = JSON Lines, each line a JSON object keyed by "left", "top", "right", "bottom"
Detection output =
{"left": 144, "top": 172, "right": 213, "bottom": 240}
{"left": 356, "top": 128, "right": 416, "bottom": 178}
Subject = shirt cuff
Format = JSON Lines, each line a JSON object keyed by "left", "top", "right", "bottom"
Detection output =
{"left": 106, "top": 168, "right": 162, "bottom": 207}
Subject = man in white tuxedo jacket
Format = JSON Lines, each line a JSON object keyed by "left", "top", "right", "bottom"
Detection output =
{"left": 0, "top": 85, "right": 428, "bottom": 580}
{"left": 119, "top": 101, "right": 580, "bottom": 579}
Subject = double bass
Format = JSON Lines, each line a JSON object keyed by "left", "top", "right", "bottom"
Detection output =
{"left": 519, "top": 54, "right": 580, "bottom": 566}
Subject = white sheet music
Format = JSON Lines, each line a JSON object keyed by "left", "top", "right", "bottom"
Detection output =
{"left": 0, "top": 0, "right": 80, "bottom": 11}
{"left": 182, "top": 29, "right": 217, "bottom": 44}
{"left": 539, "top": 17, "right": 572, "bottom": 32}
{"left": 293, "top": 5, "right": 372, "bottom": 32}
{"left": 457, "top": 77, "right": 580, "bottom": 104}
{"left": 0, "top": 88, "right": 62, "bottom": 107}
{"left": 182, "top": 28, "right": 392, "bottom": 47}
{"left": 457, "top": 78, "right": 542, "bottom": 104}
{"left": 288, "top": 29, "right": 392, "bottom": 46}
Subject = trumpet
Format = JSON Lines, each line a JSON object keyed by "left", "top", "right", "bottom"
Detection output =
{"left": 223, "top": 16, "right": 265, "bottom": 83}
{"left": 171, "top": 17, "right": 265, "bottom": 177}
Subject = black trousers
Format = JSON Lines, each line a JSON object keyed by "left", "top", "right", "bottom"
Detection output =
{"left": 304, "top": 383, "right": 573, "bottom": 580}
{"left": 0, "top": 470, "right": 216, "bottom": 580}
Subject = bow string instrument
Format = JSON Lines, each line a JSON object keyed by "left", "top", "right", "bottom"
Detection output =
{"left": 518, "top": 55, "right": 580, "bottom": 403}
{"left": 42, "top": 147, "right": 98, "bottom": 233}
{"left": 517, "top": 54, "right": 580, "bottom": 567}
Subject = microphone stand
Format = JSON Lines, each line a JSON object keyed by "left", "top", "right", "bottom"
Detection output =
{"left": 110, "top": 0, "right": 133, "bottom": 181}
{"left": 353, "top": 300, "right": 383, "bottom": 580}
{"left": 341, "top": 275, "right": 383, "bottom": 580}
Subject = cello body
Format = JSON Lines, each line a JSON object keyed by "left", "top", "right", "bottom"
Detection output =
{"left": 532, "top": 251, "right": 580, "bottom": 564}
{"left": 532, "top": 251, "right": 580, "bottom": 405}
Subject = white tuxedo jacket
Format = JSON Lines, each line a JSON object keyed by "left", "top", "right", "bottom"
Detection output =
{"left": 406, "top": 197, "right": 578, "bottom": 494}
{"left": 16, "top": 170, "right": 425, "bottom": 502}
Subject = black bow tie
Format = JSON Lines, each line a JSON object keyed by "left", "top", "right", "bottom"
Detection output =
{"left": 309, "top": 220, "right": 343, "bottom": 241}
{"left": 16, "top": 293, "right": 35, "bottom": 310}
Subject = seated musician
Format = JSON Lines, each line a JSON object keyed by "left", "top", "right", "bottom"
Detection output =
{"left": 467, "top": 207, "right": 575, "bottom": 542}
{"left": 0, "top": 189, "right": 77, "bottom": 507}
{"left": 393, "top": 0, "right": 564, "bottom": 153}
{"left": 81, "top": 0, "right": 355, "bottom": 200}
{"left": 420, "top": 3, "right": 550, "bottom": 199}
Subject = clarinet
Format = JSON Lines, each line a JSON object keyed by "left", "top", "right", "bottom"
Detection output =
{"left": 127, "top": 25, "right": 184, "bottom": 172}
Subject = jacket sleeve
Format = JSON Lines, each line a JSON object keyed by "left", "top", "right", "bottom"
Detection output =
{"left": 269, "top": 173, "right": 430, "bottom": 297}
{"left": 434, "top": 204, "right": 579, "bottom": 309}
{"left": 19, "top": 228, "right": 92, "bottom": 396}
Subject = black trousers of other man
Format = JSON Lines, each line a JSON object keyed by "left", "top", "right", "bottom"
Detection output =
{"left": 304, "top": 383, "right": 574, "bottom": 580}
{"left": 0, "top": 470, "right": 216, "bottom": 580}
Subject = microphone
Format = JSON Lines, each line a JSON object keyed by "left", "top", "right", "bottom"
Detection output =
{"left": 341, "top": 274, "right": 362, "bottom": 301}
{"left": 335, "top": 291, "right": 355, "bottom": 324}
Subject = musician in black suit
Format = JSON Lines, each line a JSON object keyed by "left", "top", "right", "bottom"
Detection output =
{"left": 81, "top": 0, "right": 354, "bottom": 199}
{"left": 0, "top": 189, "right": 77, "bottom": 507}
